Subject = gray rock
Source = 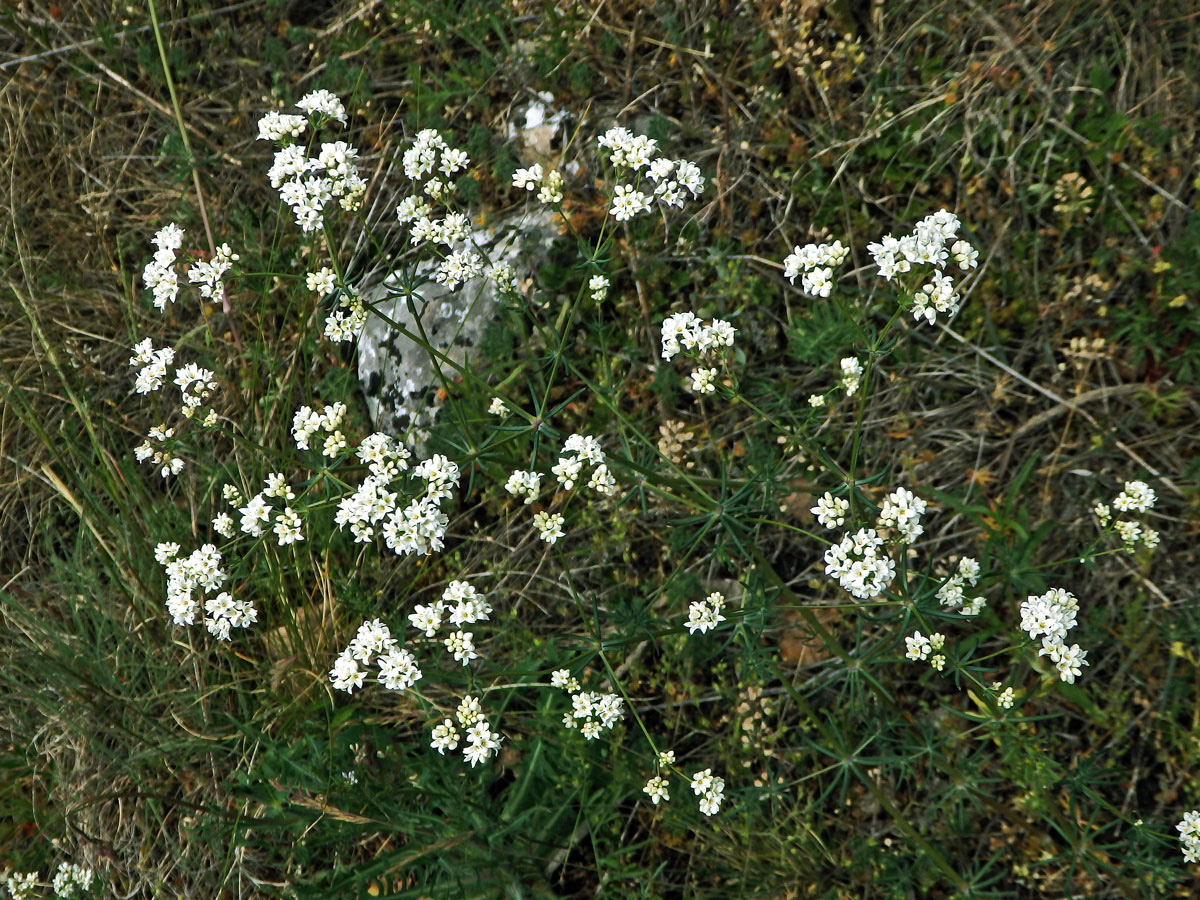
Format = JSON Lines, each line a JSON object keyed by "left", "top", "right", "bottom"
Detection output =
{"left": 357, "top": 206, "right": 559, "bottom": 446}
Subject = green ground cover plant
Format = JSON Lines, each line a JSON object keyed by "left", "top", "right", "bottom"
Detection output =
{"left": 3, "top": 1, "right": 1200, "bottom": 898}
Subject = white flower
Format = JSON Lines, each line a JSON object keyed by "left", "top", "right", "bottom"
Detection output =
{"left": 306, "top": 267, "right": 336, "bottom": 294}
{"left": 610, "top": 184, "right": 650, "bottom": 222}
{"left": 186, "top": 243, "right": 238, "bottom": 301}
{"left": 348, "top": 618, "right": 396, "bottom": 665}
{"left": 297, "top": 89, "right": 347, "bottom": 125}
{"left": 690, "top": 367, "right": 718, "bottom": 394}
{"left": 5, "top": 871, "right": 38, "bottom": 900}
{"left": 212, "top": 512, "right": 235, "bottom": 538}
{"left": 823, "top": 528, "right": 895, "bottom": 600}
{"left": 587, "top": 464, "right": 616, "bottom": 496}
{"left": 905, "top": 631, "right": 932, "bottom": 661}
{"left": 1020, "top": 588, "right": 1078, "bottom": 642}
{"left": 537, "top": 169, "right": 564, "bottom": 204}
{"left": 951, "top": 239, "right": 978, "bottom": 270}
{"left": 685, "top": 591, "right": 726, "bottom": 635}
{"left": 488, "top": 396, "right": 506, "bottom": 415}
{"left": 512, "top": 164, "right": 544, "bottom": 190}
{"left": 689, "top": 768, "right": 726, "bottom": 816}
{"left": 839, "top": 357, "right": 863, "bottom": 396}
{"left": 1114, "top": 519, "right": 1141, "bottom": 548}
{"left": 430, "top": 719, "right": 460, "bottom": 754}
{"left": 811, "top": 492, "right": 848, "bottom": 529}
{"left": 552, "top": 455, "right": 583, "bottom": 490}
{"left": 154, "top": 541, "right": 181, "bottom": 564}
{"left": 644, "top": 775, "right": 671, "bottom": 804}
{"left": 877, "top": 486, "right": 927, "bottom": 543}
{"left": 504, "top": 469, "right": 541, "bottom": 504}
{"left": 239, "top": 494, "right": 271, "bottom": 537}
{"left": 329, "top": 650, "right": 366, "bottom": 693}
{"left": 51, "top": 863, "right": 94, "bottom": 899}
{"left": 408, "top": 602, "right": 445, "bottom": 637}
{"left": 588, "top": 274, "right": 609, "bottom": 301}
{"left": 1053, "top": 643, "right": 1089, "bottom": 684}
{"left": 440, "top": 147, "right": 469, "bottom": 176}
{"left": 377, "top": 647, "right": 422, "bottom": 691}
{"left": 1113, "top": 479, "right": 1156, "bottom": 513}
{"left": 801, "top": 266, "right": 834, "bottom": 298}
{"left": 257, "top": 110, "right": 307, "bottom": 142}
{"left": 444, "top": 630, "right": 478, "bottom": 666}
{"left": 1178, "top": 810, "right": 1200, "bottom": 863}
{"left": 533, "top": 511, "right": 565, "bottom": 544}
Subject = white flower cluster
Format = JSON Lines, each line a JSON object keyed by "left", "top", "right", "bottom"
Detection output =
{"left": 935, "top": 556, "right": 986, "bottom": 616}
{"left": 507, "top": 438, "right": 608, "bottom": 544}
{"left": 597, "top": 126, "right": 704, "bottom": 221}
{"left": 823, "top": 528, "right": 896, "bottom": 600}
{"left": 783, "top": 240, "right": 849, "bottom": 298}
{"left": 143, "top": 222, "right": 183, "bottom": 309}
{"left": 551, "top": 670, "right": 625, "bottom": 741}
{"left": 234, "top": 472, "right": 304, "bottom": 546}
{"left": 992, "top": 682, "right": 1016, "bottom": 710}
{"left": 1095, "top": 479, "right": 1159, "bottom": 551}
{"left": 811, "top": 491, "right": 848, "bottom": 529}
{"left": 128, "top": 339, "right": 220, "bottom": 476}
{"left": 322, "top": 285, "right": 368, "bottom": 343}
{"left": 839, "top": 357, "right": 863, "bottom": 396}
{"left": 256, "top": 111, "right": 307, "bottom": 142}
{"left": 511, "top": 163, "right": 565, "bottom": 204}
{"left": 306, "top": 266, "right": 336, "bottom": 295}
{"left": 332, "top": 433, "right": 457, "bottom": 557}
{"left": 295, "top": 88, "right": 347, "bottom": 125}
{"left": 533, "top": 511, "right": 565, "bottom": 545}
{"left": 259, "top": 92, "right": 365, "bottom": 232}
{"left": 292, "top": 401, "right": 349, "bottom": 455}
{"left": 430, "top": 695, "right": 503, "bottom": 767}
{"left": 488, "top": 261, "right": 517, "bottom": 295}
{"left": 689, "top": 768, "right": 726, "bottom": 816}
{"left": 396, "top": 130, "right": 477, "bottom": 265}
{"left": 129, "top": 338, "right": 175, "bottom": 395}
{"left": 685, "top": 591, "right": 727, "bottom": 635}
{"left": 588, "top": 274, "right": 609, "bottom": 302}
{"left": 554, "top": 433, "right": 616, "bottom": 495}
{"left": 644, "top": 774, "right": 671, "bottom": 805}
{"left": 867, "top": 209, "right": 977, "bottom": 325}
{"left": 1019, "top": 587, "right": 1089, "bottom": 684}
{"left": 174, "top": 361, "right": 218, "bottom": 414}
{"left": 5, "top": 871, "right": 38, "bottom": 900}
{"left": 876, "top": 486, "right": 927, "bottom": 543}
{"left": 329, "top": 618, "right": 422, "bottom": 694}
{"left": 904, "top": 630, "right": 947, "bottom": 671}
{"left": 503, "top": 469, "right": 541, "bottom": 504}
{"left": 155, "top": 542, "right": 256, "bottom": 641}
{"left": 133, "top": 423, "right": 183, "bottom": 477}
{"left": 1113, "top": 479, "right": 1156, "bottom": 513}
{"left": 660, "top": 313, "right": 737, "bottom": 395}
{"left": 51, "top": 862, "right": 94, "bottom": 899}
{"left": 434, "top": 247, "right": 485, "bottom": 291}
{"left": 403, "top": 128, "right": 469, "bottom": 183}
{"left": 407, "top": 580, "right": 492, "bottom": 669}
{"left": 186, "top": 243, "right": 238, "bottom": 302}
{"left": 690, "top": 368, "right": 717, "bottom": 395}
{"left": 1177, "top": 809, "right": 1200, "bottom": 863}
